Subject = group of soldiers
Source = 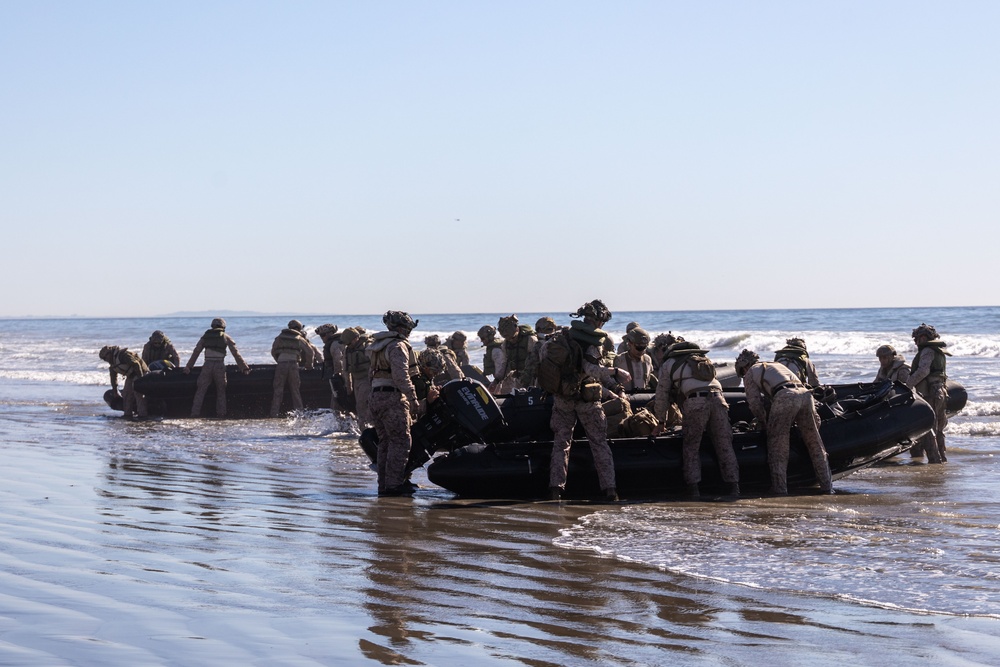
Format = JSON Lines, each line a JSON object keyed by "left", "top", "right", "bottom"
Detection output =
{"left": 99, "top": 307, "right": 952, "bottom": 500}
{"left": 99, "top": 317, "right": 322, "bottom": 420}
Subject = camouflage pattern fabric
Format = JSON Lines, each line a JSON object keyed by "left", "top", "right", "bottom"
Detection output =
{"left": 680, "top": 393, "right": 738, "bottom": 485}
{"left": 122, "top": 375, "right": 147, "bottom": 418}
{"left": 191, "top": 360, "right": 228, "bottom": 417}
{"left": 766, "top": 387, "right": 833, "bottom": 493}
{"left": 270, "top": 360, "right": 303, "bottom": 417}
{"left": 353, "top": 374, "right": 372, "bottom": 426}
{"left": 369, "top": 390, "right": 413, "bottom": 492}
{"left": 915, "top": 380, "right": 948, "bottom": 462}
{"left": 549, "top": 394, "right": 617, "bottom": 492}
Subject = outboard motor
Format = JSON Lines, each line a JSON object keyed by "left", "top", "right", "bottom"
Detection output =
{"left": 412, "top": 379, "right": 506, "bottom": 454}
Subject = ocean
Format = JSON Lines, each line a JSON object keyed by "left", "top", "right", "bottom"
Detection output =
{"left": 1, "top": 306, "right": 998, "bottom": 666}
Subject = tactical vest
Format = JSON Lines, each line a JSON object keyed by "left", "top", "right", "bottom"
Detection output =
{"left": 774, "top": 348, "right": 809, "bottom": 383}
{"left": 146, "top": 343, "right": 167, "bottom": 360}
{"left": 913, "top": 342, "right": 947, "bottom": 390}
{"left": 201, "top": 328, "right": 228, "bottom": 353}
{"left": 345, "top": 342, "right": 371, "bottom": 378}
{"left": 483, "top": 341, "right": 502, "bottom": 376}
{"left": 112, "top": 349, "right": 147, "bottom": 378}
{"left": 370, "top": 335, "right": 418, "bottom": 382}
{"left": 274, "top": 330, "right": 304, "bottom": 357}
{"left": 502, "top": 326, "right": 535, "bottom": 373}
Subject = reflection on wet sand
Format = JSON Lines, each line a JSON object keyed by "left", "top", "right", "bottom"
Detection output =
{"left": 1, "top": 420, "right": 998, "bottom": 665}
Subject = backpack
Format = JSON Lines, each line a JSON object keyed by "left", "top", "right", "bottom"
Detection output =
{"left": 667, "top": 342, "right": 717, "bottom": 385}
{"left": 537, "top": 330, "right": 585, "bottom": 397}
{"left": 686, "top": 353, "right": 717, "bottom": 381}
{"left": 621, "top": 407, "right": 659, "bottom": 437}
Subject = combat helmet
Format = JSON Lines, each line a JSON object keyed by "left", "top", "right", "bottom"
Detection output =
{"left": 570, "top": 299, "right": 612, "bottom": 325}
{"left": 315, "top": 323, "right": 339, "bottom": 337}
{"left": 383, "top": 310, "right": 418, "bottom": 332}
{"left": 340, "top": 327, "right": 361, "bottom": 345}
{"left": 785, "top": 337, "right": 807, "bottom": 351}
{"left": 287, "top": 319, "right": 304, "bottom": 332}
{"left": 497, "top": 315, "right": 519, "bottom": 338}
{"left": 424, "top": 334, "right": 441, "bottom": 348}
{"left": 911, "top": 323, "right": 939, "bottom": 340}
{"left": 447, "top": 330, "right": 467, "bottom": 347}
{"left": 654, "top": 331, "right": 681, "bottom": 351}
{"left": 734, "top": 349, "right": 760, "bottom": 375}
{"left": 477, "top": 325, "right": 498, "bottom": 342}
{"left": 98, "top": 345, "right": 116, "bottom": 362}
{"left": 211, "top": 317, "right": 226, "bottom": 330}
{"left": 534, "top": 316, "right": 557, "bottom": 335}
{"left": 149, "top": 330, "right": 166, "bottom": 344}
{"left": 417, "top": 349, "right": 445, "bottom": 376}
{"left": 626, "top": 327, "right": 650, "bottom": 350}
{"left": 876, "top": 344, "right": 896, "bottom": 358}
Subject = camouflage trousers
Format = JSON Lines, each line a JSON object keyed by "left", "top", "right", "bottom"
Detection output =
{"left": 681, "top": 393, "right": 738, "bottom": 485}
{"left": 122, "top": 374, "right": 148, "bottom": 418}
{"left": 767, "top": 388, "right": 832, "bottom": 493}
{"left": 191, "top": 360, "right": 227, "bottom": 417}
{"left": 549, "top": 395, "right": 617, "bottom": 492}
{"left": 351, "top": 374, "right": 372, "bottom": 427}
{"left": 270, "top": 361, "right": 303, "bottom": 417}
{"left": 916, "top": 381, "right": 948, "bottom": 463}
{"left": 369, "top": 389, "right": 413, "bottom": 493}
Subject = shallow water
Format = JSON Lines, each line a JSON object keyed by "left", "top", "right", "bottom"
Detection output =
{"left": 2, "top": 310, "right": 1000, "bottom": 664}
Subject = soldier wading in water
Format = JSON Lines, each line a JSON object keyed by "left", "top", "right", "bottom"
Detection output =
{"left": 367, "top": 311, "right": 422, "bottom": 497}
{"left": 735, "top": 349, "right": 833, "bottom": 495}
{"left": 539, "top": 299, "right": 628, "bottom": 502}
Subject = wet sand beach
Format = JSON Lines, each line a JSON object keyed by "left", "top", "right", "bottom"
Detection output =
{"left": 2, "top": 393, "right": 998, "bottom": 666}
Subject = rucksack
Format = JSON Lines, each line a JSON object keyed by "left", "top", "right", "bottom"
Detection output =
{"left": 686, "top": 353, "right": 717, "bottom": 381}
{"left": 666, "top": 340, "right": 716, "bottom": 382}
{"left": 537, "top": 330, "right": 585, "bottom": 397}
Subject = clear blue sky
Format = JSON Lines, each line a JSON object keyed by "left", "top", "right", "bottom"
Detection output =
{"left": 2, "top": 2, "right": 997, "bottom": 318}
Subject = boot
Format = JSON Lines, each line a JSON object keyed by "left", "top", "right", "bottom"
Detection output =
{"left": 548, "top": 486, "right": 562, "bottom": 501}
{"left": 769, "top": 474, "right": 787, "bottom": 496}
{"left": 686, "top": 484, "right": 700, "bottom": 500}
{"left": 726, "top": 482, "right": 740, "bottom": 499}
{"left": 603, "top": 487, "right": 619, "bottom": 502}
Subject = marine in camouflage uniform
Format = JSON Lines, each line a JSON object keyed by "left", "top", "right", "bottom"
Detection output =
{"left": 367, "top": 311, "right": 421, "bottom": 496}
{"left": 654, "top": 342, "right": 738, "bottom": 498}
{"left": 548, "top": 300, "right": 626, "bottom": 501}
{"left": 424, "top": 335, "right": 464, "bottom": 381}
{"left": 874, "top": 344, "right": 911, "bottom": 384}
{"left": 342, "top": 327, "right": 373, "bottom": 426}
{"left": 269, "top": 319, "right": 319, "bottom": 417}
{"left": 773, "top": 338, "right": 820, "bottom": 387}
{"left": 650, "top": 331, "right": 682, "bottom": 374}
{"left": 416, "top": 348, "right": 448, "bottom": 410}
{"left": 445, "top": 331, "right": 470, "bottom": 367}
{"left": 906, "top": 324, "right": 950, "bottom": 463}
{"left": 495, "top": 315, "right": 539, "bottom": 392}
{"left": 315, "top": 324, "right": 341, "bottom": 410}
{"left": 184, "top": 318, "right": 250, "bottom": 418}
{"left": 99, "top": 345, "right": 149, "bottom": 419}
{"left": 613, "top": 327, "right": 656, "bottom": 391}
{"left": 736, "top": 349, "right": 833, "bottom": 495}
{"left": 141, "top": 330, "right": 180, "bottom": 371}
{"left": 616, "top": 322, "right": 641, "bottom": 355}
{"left": 523, "top": 317, "right": 558, "bottom": 388}
{"left": 477, "top": 325, "right": 506, "bottom": 393}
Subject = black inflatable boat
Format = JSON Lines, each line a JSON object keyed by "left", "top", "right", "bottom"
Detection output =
{"left": 360, "top": 378, "right": 966, "bottom": 499}
{"left": 104, "top": 364, "right": 339, "bottom": 418}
